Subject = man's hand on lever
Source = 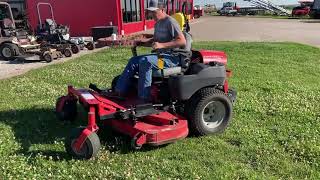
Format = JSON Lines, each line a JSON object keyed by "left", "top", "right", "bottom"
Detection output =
{"left": 135, "top": 38, "right": 154, "bottom": 47}
{"left": 152, "top": 42, "right": 165, "bottom": 50}
{"left": 152, "top": 33, "right": 186, "bottom": 50}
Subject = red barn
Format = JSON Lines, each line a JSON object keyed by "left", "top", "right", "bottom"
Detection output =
{"left": 6, "top": 0, "right": 193, "bottom": 36}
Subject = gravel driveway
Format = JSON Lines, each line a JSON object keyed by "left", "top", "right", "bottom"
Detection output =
{"left": 190, "top": 16, "right": 320, "bottom": 47}
{"left": 0, "top": 47, "right": 108, "bottom": 80}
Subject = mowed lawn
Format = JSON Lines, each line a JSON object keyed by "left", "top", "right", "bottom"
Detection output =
{"left": 0, "top": 42, "right": 319, "bottom": 179}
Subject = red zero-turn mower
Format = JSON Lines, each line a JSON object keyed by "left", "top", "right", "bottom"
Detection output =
{"left": 56, "top": 47, "right": 237, "bottom": 159}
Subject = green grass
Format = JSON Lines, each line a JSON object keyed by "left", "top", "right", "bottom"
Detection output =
{"left": 0, "top": 42, "right": 320, "bottom": 179}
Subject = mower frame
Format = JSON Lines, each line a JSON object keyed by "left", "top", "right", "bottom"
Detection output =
{"left": 59, "top": 85, "right": 189, "bottom": 153}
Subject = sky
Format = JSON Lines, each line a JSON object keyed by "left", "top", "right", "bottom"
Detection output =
{"left": 194, "top": 0, "right": 300, "bottom": 7}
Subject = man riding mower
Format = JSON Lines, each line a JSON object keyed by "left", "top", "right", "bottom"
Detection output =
{"left": 56, "top": 0, "right": 237, "bottom": 159}
{"left": 112, "top": 0, "right": 191, "bottom": 103}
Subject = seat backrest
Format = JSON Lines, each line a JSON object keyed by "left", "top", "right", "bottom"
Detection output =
{"left": 45, "top": 19, "right": 56, "bottom": 30}
{"left": 171, "top": 12, "right": 192, "bottom": 50}
{"left": 170, "top": 13, "right": 193, "bottom": 71}
{"left": 2, "top": 29, "right": 11, "bottom": 37}
{"left": 171, "top": 13, "right": 185, "bottom": 31}
{"left": 3, "top": 18, "right": 13, "bottom": 29}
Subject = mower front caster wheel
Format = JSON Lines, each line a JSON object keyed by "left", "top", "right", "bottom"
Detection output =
{"left": 71, "top": 44, "right": 81, "bottom": 54}
{"left": 131, "top": 133, "right": 144, "bottom": 150}
{"left": 86, "top": 42, "right": 95, "bottom": 50}
{"left": 63, "top": 48, "right": 72, "bottom": 57}
{"left": 187, "top": 88, "right": 233, "bottom": 136}
{"left": 65, "top": 127, "right": 101, "bottom": 159}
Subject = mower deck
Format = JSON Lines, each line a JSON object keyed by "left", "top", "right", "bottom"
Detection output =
{"left": 61, "top": 86, "right": 189, "bottom": 152}
{"left": 109, "top": 112, "right": 188, "bottom": 147}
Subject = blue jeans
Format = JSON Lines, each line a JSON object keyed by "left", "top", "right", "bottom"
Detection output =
{"left": 115, "top": 54, "right": 180, "bottom": 100}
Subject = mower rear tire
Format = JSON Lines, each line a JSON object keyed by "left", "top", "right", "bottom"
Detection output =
{"left": 86, "top": 42, "right": 95, "bottom": 50}
{"left": 0, "top": 43, "right": 19, "bottom": 60}
{"left": 65, "top": 127, "right": 101, "bottom": 159}
{"left": 63, "top": 48, "right": 72, "bottom": 57}
{"left": 56, "top": 96, "right": 78, "bottom": 122}
{"left": 71, "top": 44, "right": 81, "bottom": 54}
{"left": 187, "top": 88, "right": 232, "bottom": 136}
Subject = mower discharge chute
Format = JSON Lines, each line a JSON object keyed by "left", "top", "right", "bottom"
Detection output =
{"left": 56, "top": 13, "right": 237, "bottom": 159}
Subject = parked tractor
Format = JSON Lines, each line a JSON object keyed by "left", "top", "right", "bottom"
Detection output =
{"left": 36, "top": 2, "right": 95, "bottom": 55}
{"left": 217, "top": 2, "right": 240, "bottom": 16}
{"left": 0, "top": 2, "right": 39, "bottom": 60}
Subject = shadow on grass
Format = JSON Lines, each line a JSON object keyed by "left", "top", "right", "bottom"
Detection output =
{"left": 0, "top": 107, "right": 72, "bottom": 157}
{"left": 8, "top": 57, "right": 45, "bottom": 64}
{"left": 0, "top": 107, "right": 160, "bottom": 161}
{"left": 97, "top": 125, "right": 166, "bottom": 154}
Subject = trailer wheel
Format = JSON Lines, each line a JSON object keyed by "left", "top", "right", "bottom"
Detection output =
{"left": 187, "top": 88, "right": 233, "bottom": 136}
{"left": 43, "top": 52, "right": 53, "bottom": 63}
{"left": 86, "top": 42, "right": 95, "bottom": 50}
{"left": 65, "top": 127, "right": 101, "bottom": 159}
{"left": 71, "top": 44, "right": 80, "bottom": 54}
{"left": 0, "top": 43, "right": 18, "bottom": 60}
{"left": 64, "top": 48, "right": 72, "bottom": 57}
